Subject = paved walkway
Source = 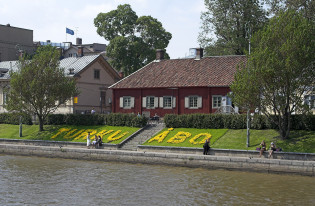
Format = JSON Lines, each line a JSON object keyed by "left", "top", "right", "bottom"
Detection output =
{"left": 119, "top": 123, "right": 165, "bottom": 151}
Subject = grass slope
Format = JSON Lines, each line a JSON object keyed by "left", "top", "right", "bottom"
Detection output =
{"left": 214, "top": 129, "right": 315, "bottom": 153}
{"left": 0, "top": 124, "right": 140, "bottom": 144}
{"left": 1, "top": 124, "right": 314, "bottom": 153}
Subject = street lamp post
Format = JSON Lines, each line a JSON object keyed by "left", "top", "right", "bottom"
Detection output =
{"left": 19, "top": 116, "right": 22, "bottom": 137}
{"left": 246, "top": 23, "right": 251, "bottom": 148}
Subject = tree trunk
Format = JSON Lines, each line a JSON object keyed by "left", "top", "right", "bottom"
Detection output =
{"left": 38, "top": 115, "right": 44, "bottom": 132}
{"left": 279, "top": 111, "right": 290, "bottom": 140}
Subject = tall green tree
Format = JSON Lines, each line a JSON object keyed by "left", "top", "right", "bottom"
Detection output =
{"left": 266, "top": 0, "right": 315, "bottom": 21}
{"left": 230, "top": 10, "right": 315, "bottom": 139}
{"left": 6, "top": 45, "right": 78, "bottom": 131}
{"left": 94, "top": 4, "right": 172, "bottom": 75}
{"left": 199, "top": 0, "right": 268, "bottom": 55}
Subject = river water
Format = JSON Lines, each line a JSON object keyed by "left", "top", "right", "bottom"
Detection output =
{"left": 0, "top": 155, "right": 314, "bottom": 206}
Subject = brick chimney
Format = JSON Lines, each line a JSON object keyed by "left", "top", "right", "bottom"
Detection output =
{"left": 78, "top": 46, "right": 84, "bottom": 57}
{"left": 156, "top": 49, "right": 165, "bottom": 61}
{"left": 195, "top": 48, "right": 204, "bottom": 60}
{"left": 119, "top": 71, "right": 124, "bottom": 79}
{"left": 76, "top": 38, "right": 82, "bottom": 45}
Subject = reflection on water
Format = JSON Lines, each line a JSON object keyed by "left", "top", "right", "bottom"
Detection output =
{"left": 0, "top": 155, "right": 314, "bottom": 206}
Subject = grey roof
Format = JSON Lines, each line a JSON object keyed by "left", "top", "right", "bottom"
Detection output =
{"left": 0, "top": 55, "right": 100, "bottom": 79}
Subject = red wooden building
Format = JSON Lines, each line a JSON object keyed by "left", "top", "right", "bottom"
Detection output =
{"left": 109, "top": 49, "right": 246, "bottom": 117}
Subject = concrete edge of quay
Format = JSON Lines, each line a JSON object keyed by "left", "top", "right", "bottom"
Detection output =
{"left": 0, "top": 143, "right": 314, "bottom": 177}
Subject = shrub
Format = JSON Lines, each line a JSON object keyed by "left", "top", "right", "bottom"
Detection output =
{"left": 47, "top": 114, "right": 104, "bottom": 125}
{"left": 0, "top": 113, "right": 32, "bottom": 125}
{"left": 252, "top": 114, "right": 268, "bottom": 129}
{"left": 103, "top": 113, "right": 147, "bottom": 127}
{"left": 47, "top": 114, "right": 65, "bottom": 125}
{"left": 164, "top": 114, "right": 177, "bottom": 128}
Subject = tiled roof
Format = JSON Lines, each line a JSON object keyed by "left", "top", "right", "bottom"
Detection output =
{"left": 110, "top": 55, "right": 246, "bottom": 89}
{"left": 0, "top": 55, "right": 100, "bottom": 79}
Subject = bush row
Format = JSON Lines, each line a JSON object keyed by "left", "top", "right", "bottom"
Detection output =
{"left": 47, "top": 113, "right": 147, "bottom": 127}
{"left": 0, "top": 113, "right": 33, "bottom": 125}
{"left": 164, "top": 114, "right": 247, "bottom": 129}
{"left": 46, "top": 114, "right": 104, "bottom": 126}
{"left": 164, "top": 113, "right": 315, "bottom": 130}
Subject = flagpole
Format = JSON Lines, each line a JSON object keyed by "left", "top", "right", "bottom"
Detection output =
{"left": 66, "top": 27, "right": 67, "bottom": 42}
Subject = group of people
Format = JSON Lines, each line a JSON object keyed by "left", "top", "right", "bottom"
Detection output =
{"left": 259, "top": 140, "right": 279, "bottom": 158}
{"left": 86, "top": 132, "right": 103, "bottom": 149}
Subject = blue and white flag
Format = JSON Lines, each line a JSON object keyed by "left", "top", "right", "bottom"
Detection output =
{"left": 66, "top": 27, "right": 74, "bottom": 35}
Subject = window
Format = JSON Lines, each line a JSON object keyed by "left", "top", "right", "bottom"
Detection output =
{"left": 123, "top": 96, "right": 131, "bottom": 108}
{"left": 304, "top": 95, "right": 315, "bottom": 109}
{"left": 143, "top": 96, "right": 158, "bottom": 109}
{"left": 146, "top": 96, "right": 155, "bottom": 108}
{"left": 119, "top": 96, "right": 134, "bottom": 109}
{"left": 3, "top": 92, "right": 8, "bottom": 105}
{"left": 189, "top": 96, "right": 198, "bottom": 108}
{"left": 163, "top": 96, "right": 172, "bottom": 108}
{"left": 212, "top": 96, "right": 222, "bottom": 108}
{"left": 101, "top": 92, "right": 106, "bottom": 107}
{"left": 185, "top": 96, "right": 202, "bottom": 109}
{"left": 94, "top": 69, "right": 100, "bottom": 79}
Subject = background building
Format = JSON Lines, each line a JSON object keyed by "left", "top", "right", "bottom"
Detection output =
{"left": 0, "top": 24, "right": 35, "bottom": 61}
{"left": 0, "top": 49, "right": 120, "bottom": 114}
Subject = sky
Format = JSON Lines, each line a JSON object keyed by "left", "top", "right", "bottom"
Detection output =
{"left": 0, "top": 0, "right": 206, "bottom": 59}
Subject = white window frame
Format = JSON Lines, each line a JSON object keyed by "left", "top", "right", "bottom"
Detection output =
{"left": 123, "top": 96, "right": 131, "bottom": 108}
{"left": 120, "top": 96, "right": 134, "bottom": 109}
{"left": 163, "top": 96, "right": 172, "bottom": 108}
{"left": 212, "top": 95, "right": 222, "bottom": 108}
{"left": 305, "top": 95, "right": 315, "bottom": 109}
{"left": 189, "top": 96, "right": 198, "bottom": 108}
{"left": 147, "top": 96, "right": 155, "bottom": 108}
{"left": 3, "top": 92, "right": 7, "bottom": 105}
{"left": 143, "top": 96, "right": 158, "bottom": 109}
{"left": 185, "top": 96, "right": 202, "bottom": 109}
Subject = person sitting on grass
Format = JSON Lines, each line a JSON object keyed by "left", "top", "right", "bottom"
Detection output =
{"left": 259, "top": 140, "right": 266, "bottom": 157}
{"left": 269, "top": 142, "right": 277, "bottom": 158}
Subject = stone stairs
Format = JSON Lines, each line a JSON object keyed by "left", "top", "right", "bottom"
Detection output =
{"left": 119, "top": 123, "right": 165, "bottom": 151}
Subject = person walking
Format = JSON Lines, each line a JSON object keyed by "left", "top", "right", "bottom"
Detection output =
{"left": 86, "top": 132, "right": 91, "bottom": 149}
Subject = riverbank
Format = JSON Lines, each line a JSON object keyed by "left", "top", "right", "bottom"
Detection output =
{"left": 1, "top": 140, "right": 314, "bottom": 176}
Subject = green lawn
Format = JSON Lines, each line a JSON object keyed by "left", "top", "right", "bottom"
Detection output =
{"left": 0, "top": 124, "right": 140, "bottom": 144}
{"left": 213, "top": 129, "right": 315, "bottom": 153}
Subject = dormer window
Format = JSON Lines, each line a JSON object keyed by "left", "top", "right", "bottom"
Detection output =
{"left": 68, "top": 68, "right": 74, "bottom": 74}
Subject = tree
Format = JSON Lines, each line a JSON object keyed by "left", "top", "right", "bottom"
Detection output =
{"left": 6, "top": 45, "right": 78, "bottom": 131}
{"left": 94, "top": 4, "right": 172, "bottom": 76}
{"left": 230, "top": 10, "right": 315, "bottom": 139}
{"left": 266, "top": 0, "right": 315, "bottom": 21}
{"left": 199, "top": 0, "right": 268, "bottom": 55}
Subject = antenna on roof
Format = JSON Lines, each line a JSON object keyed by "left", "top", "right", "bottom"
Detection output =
{"left": 75, "top": 27, "right": 79, "bottom": 38}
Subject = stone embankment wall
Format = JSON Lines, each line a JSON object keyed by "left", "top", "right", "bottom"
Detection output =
{"left": 0, "top": 139, "right": 314, "bottom": 176}
{"left": 138, "top": 145, "right": 315, "bottom": 161}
